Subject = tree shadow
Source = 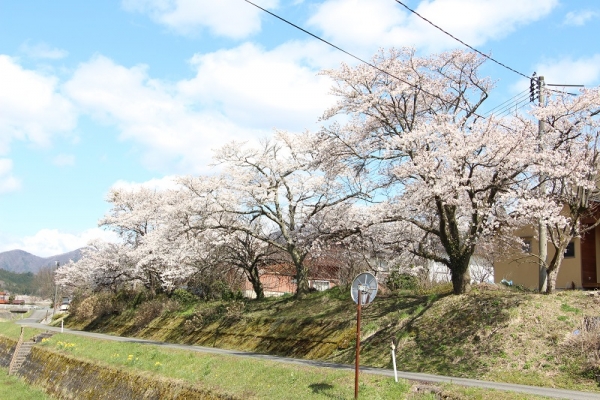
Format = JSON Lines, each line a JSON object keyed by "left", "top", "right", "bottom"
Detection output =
{"left": 308, "top": 382, "right": 335, "bottom": 398}
{"left": 391, "top": 291, "right": 528, "bottom": 377}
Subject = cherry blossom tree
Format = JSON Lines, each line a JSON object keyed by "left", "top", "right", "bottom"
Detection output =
{"left": 130, "top": 188, "right": 224, "bottom": 293}
{"left": 93, "top": 186, "right": 217, "bottom": 294}
{"left": 217, "top": 224, "right": 278, "bottom": 300}
{"left": 523, "top": 88, "right": 600, "bottom": 293}
{"left": 194, "top": 131, "right": 364, "bottom": 297}
{"left": 317, "top": 48, "right": 537, "bottom": 294}
{"left": 55, "top": 240, "right": 135, "bottom": 292}
{"left": 100, "top": 187, "right": 164, "bottom": 247}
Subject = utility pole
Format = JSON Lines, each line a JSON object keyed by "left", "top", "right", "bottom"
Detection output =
{"left": 537, "top": 76, "right": 548, "bottom": 293}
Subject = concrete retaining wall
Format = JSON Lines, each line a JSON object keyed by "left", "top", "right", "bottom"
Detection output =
{"left": 0, "top": 335, "right": 237, "bottom": 400}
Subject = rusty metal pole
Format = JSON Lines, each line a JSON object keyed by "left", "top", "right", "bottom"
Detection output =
{"left": 355, "top": 289, "right": 361, "bottom": 400}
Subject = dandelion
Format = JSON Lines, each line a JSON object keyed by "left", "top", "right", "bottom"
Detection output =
{"left": 56, "top": 341, "right": 75, "bottom": 350}
{"left": 154, "top": 362, "right": 162, "bottom": 367}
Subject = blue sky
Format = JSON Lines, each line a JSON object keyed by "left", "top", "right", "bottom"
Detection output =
{"left": 0, "top": 0, "right": 599, "bottom": 257}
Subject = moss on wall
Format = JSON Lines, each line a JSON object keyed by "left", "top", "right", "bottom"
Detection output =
{"left": 0, "top": 335, "right": 16, "bottom": 367}
{"left": 79, "top": 314, "right": 355, "bottom": 361}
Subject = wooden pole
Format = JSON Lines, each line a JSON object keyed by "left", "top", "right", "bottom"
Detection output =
{"left": 355, "top": 289, "right": 361, "bottom": 399}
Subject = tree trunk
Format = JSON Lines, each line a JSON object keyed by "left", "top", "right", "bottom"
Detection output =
{"left": 450, "top": 265, "right": 471, "bottom": 295}
{"left": 546, "top": 268, "right": 559, "bottom": 294}
{"left": 295, "top": 264, "right": 310, "bottom": 298}
{"left": 289, "top": 247, "right": 309, "bottom": 298}
{"left": 247, "top": 267, "right": 264, "bottom": 300}
{"left": 545, "top": 243, "right": 566, "bottom": 294}
{"left": 545, "top": 256, "right": 563, "bottom": 294}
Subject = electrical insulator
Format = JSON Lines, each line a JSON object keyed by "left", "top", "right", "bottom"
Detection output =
{"left": 530, "top": 72, "right": 537, "bottom": 103}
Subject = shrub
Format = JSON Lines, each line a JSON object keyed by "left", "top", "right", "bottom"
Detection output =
{"left": 133, "top": 299, "right": 164, "bottom": 329}
{"left": 172, "top": 288, "right": 198, "bottom": 306}
{"left": 386, "top": 271, "right": 419, "bottom": 291}
{"left": 69, "top": 292, "right": 123, "bottom": 321}
{"left": 226, "top": 300, "right": 246, "bottom": 319}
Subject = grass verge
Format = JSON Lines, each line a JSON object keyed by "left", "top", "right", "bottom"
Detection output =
{"left": 58, "top": 285, "right": 600, "bottom": 396}
{"left": 19, "top": 329, "right": 552, "bottom": 399}
{"left": 0, "top": 367, "right": 56, "bottom": 400}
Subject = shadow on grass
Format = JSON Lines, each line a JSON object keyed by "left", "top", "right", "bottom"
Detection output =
{"left": 308, "top": 382, "right": 336, "bottom": 398}
{"left": 326, "top": 291, "right": 447, "bottom": 360}
{"left": 65, "top": 287, "right": 527, "bottom": 381}
{"left": 392, "top": 291, "right": 528, "bottom": 377}
{"left": 324, "top": 289, "right": 530, "bottom": 379}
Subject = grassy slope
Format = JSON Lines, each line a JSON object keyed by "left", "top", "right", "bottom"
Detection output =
{"left": 63, "top": 284, "right": 600, "bottom": 393}
{"left": 0, "top": 321, "right": 556, "bottom": 400}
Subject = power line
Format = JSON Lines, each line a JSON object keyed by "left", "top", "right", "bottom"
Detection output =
{"left": 244, "top": 1, "right": 498, "bottom": 123}
{"left": 547, "top": 88, "right": 578, "bottom": 96}
{"left": 392, "top": 0, "right": 531, "bottom": 80}
{"left": 490, "top": 92, "right": 531, "bottom": 116}
{"left": 483, "top": 89, "right": 530, "bottom": 116}
{"left": 244, "top": 0, "right": 533, "bottom": 135}
{"left": 494, "top": 97, "right": 533, "bottom": 118}
{"left": 244, "top": 0, "right": 371, "bottom": 72}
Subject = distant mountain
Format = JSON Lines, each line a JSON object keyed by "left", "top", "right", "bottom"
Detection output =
{"left": 0, "top": 249, "right": 83, "bottom": 274}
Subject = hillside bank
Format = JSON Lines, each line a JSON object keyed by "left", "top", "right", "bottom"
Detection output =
{"left": 62, "top": 284, "right": 600, "bottom": 393}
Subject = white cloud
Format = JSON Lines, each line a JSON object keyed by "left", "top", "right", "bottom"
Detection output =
{"left": 0, "top": 159, "right": 21, "bottom": 193}
{"left": 0, "top": 228, "right": 120, "bottom": 257}
{"left": 0, "top": 55, "right": 76, "bottom": 153}
{"left": 563, "top": 10, "right": 598, "bottom": 26}
{"left": 180, "top": 42, "right": 336, "bottom": 130}
{"left": 111, "top": 175, "right": 182, "bottom": 191}
{"left": 535, "top": 55, "right": 600, "bottom": 87}
{"left": 64, "top": 55, "right": 249, "bottom": 172}
{"left": 53, "top": 154, "right": 76, "bottom": 167}
{"left": 64, "top": 46, "right": 335, "bottom": 173}
{"left": 19, "top": 41, "right": 68, "bottom": 60}
{"left": 122, "top": 0, "right": 279, "bottom": 39}
{"left": 308, "top": 0, "right": 558, "bottom": 54}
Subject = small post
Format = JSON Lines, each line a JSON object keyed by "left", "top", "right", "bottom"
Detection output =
{"left": 354, "top": 288, "right": 361, "bottom": 400}
{"left": 391, "top": 338, "right": 398, "bottom": 382}
{"left": 61, "top": 320, "right": 64, "bottom": 333}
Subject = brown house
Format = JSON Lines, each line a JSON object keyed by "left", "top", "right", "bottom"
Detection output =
{"left": 241, "top": 257, "right": 342, "bottom": 298}
{"left": 494, "top": 223, "right": 600, "bottom": 290}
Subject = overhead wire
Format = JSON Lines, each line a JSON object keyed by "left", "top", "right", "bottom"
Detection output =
{"left": 483, "top": 88, "right": 530, "bottom": 116}
{"left": 243, "top": 0, "right": 535, "bottom": 131}
{"left": 494, "top": 97, "right": 534, "bottom": 119}
{"left": 391, "top": 0, "right": 546, "bottom": 115}
{"left": 392, "top": 0, "right": 531, "bottom": 80}
{"left": 488, "top": 92, "right": 532, "bottom": 117}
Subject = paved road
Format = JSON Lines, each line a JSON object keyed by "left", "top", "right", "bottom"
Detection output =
{"left": 16, "top": 320, "right": 600, "bottom": 400}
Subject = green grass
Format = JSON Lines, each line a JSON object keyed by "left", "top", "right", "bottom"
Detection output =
{"left": 28, "top": 332, "right": 554, "bottom": 400}
{"left": 0, "top": 367, "right": 56, "bottom": 399}
{"left": 36, "top": 333, "right": 412, "bottom": 399}
{"left": 58, "top": 285, "right": 600, "bottom": 394}
{"left": 0, "top": 322, "right": 45, "bottom": 340}
{"left": 0, "top": 322, "right": 557, "bottom": 399}
{"left": 560, "top": 303, "right": 582, "bottom": 314}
